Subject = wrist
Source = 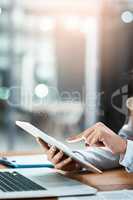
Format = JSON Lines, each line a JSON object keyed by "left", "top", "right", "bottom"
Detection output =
{"left": 121, "top": 139, "right": 127, "bottom": 154}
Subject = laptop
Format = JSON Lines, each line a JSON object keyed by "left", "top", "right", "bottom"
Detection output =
{"left": 59, "top": 190, "right": 133, "bottom": 200}
{"left": 0, "top": 168, "right": 97, "bottom": 199}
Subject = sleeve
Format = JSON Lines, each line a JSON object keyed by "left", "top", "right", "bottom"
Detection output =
{"left": 119, "top": 140, "right": 133, "bottom": 173}
{"left": 74, "top": 146, "right": 120, "bottom": 171}
{"left": 119, "top": 125, "right": 133, "bottom": 139}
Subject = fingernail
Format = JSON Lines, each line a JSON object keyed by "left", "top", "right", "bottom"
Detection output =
{"left": 66, "top": 157, "right": 72, "bottom": 163}
{"left": 51, "top": 146, "right": 56, "bottom": 151}
{"left": 36, "top": 138, "right": 40, "bottom": 142}
{"left": 67, "top": 136, "right": 74, "bottom": 140}
{"left": 60, "top": 150, "right": 63, "bottom": 155}
{"left": 82, "top": 136, "right": 86, "bottom": 140}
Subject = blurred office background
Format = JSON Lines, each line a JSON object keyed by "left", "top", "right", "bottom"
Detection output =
{"left": 0, "top": 0, "right": 132, "bottom": 151}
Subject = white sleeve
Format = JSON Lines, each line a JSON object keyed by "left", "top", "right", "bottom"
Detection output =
{"left": 74, "top": 147, "right": 120, "bottom": 171}
{"left": 119, "top": 140, "right": 133, "bottom": 172}
{"left": 119, "top": 125, "right": 133, "bottom": 139}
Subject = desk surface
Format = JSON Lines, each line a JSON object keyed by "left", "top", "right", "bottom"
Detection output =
{"left": 0, "top": 152, "right": 133, "bottom": 199}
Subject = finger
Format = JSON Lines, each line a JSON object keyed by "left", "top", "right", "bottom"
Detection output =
{"left": 67, "top": 127, "right": 95, "bottom": 143}
{"left": 95, "top": 129, "right": 109, "bottom": 147}
{"left": 83, "top": 129, "right": 96, "bottom": 141}
{"left": 84, "top": 128, "right": 105, "bottom": 147}
{"left": 47, "top": 146, "right": 57, "bottom": 161}
{"left": 100, "top": 134, "right": 112, "bottom": 149}
{"left": 36, "top": 138, "right": 49, "bottom": 149}
{"left": 66, "top": 132, "right": 85, "bottom": 143}
{"left": 83, "top": 123, "right": 103, "bottom": 139}
{"left": 100, "top": 123, "right": 115, "bottom": 136}
{"left": 84, "top": 124, "right": 106, "bottom": 145}
{"left": 55, "top": 157, "right": 72, "bottom": 170}
{"left": 90, "top": 129, "right": 106, "bottom": 147}
{"left": 51, "top": 151, "right": 64, "bottom": 165}
{"left": 36, "top": 138, "right": 49, "bottom": 152}
{"left": 85, "top": 130, "right": 97, "bottom": 145}
{"left": 67, "top": 123, "right": 104, "bottom": 143}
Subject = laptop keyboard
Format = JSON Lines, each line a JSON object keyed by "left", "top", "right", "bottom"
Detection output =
{"left": 0, "top": 172, "right": 46, "bottom": 192}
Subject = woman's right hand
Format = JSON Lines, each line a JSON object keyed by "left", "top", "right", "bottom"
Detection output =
{"left": 36, "top": 138, "right": 81, "bottom": 171}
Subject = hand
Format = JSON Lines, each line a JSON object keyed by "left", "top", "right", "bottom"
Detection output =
{"left": 36, "top": 138, "right": 81, "bottom": 171}
{"left": 67, "top": 122, "right": 127, "bottom": 155}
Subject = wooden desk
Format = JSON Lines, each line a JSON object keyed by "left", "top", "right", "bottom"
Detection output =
{"left": 1, "top": 152, "right": 133, "bottom": 199}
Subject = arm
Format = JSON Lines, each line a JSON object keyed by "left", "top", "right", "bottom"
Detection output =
{"left": 75, "top": 147, "right": 120, "bottom": 171}
{"left": 67, "top": 122, "right": 127, "bottom": 171}
{"left": 37, "top": 122, "right": 123, "bottom": 171}
{"left": 76, "top": 123, "right": 133, "bottom": 171}
{"left": 37, "top": 138, "right": 120, "bottom": 171}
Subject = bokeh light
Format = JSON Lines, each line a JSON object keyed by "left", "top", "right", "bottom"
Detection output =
{"left": 39, "top": 17, "right": 55, "bottom": 32}
{"left": 121, "top": 11, "right": 133, "bottom": 23}
{"left": 35, "top": 84, "right": 49, "bottom": 98}
{"left": 63, "top": 16, "right": 81, "bottom": 31}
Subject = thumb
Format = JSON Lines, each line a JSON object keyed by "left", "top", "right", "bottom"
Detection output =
{"left": 36, "top": 138, "right": 49, "bottom": 150}
{"left": 66, "top": 132, "right": 84, "bottom": 143}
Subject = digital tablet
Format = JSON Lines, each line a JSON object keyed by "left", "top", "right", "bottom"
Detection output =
{"left": 16, "top": 121, "right": 102, "bottom": 174}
